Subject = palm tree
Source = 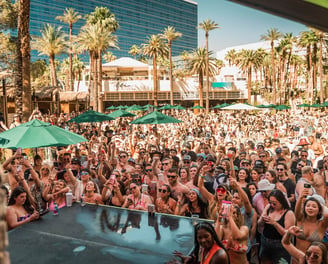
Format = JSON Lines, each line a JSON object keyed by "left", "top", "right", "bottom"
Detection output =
{"left": 85, "top": 7, "right": 119, "bottom": 112}
{"left": 142, "top": 34, "right": 168, "bottom": 107}
{"left": 56, "top": 8, "right": 81, "bottom": 91}
{"left": 215, "top": 59, "right": 224, "bottom": 75}
{"left": 188, "top": 47, "right": 217, "bottom": 108}
{"left": 198, "top": 19, "right": 219, "bottom": 114}
{"left": 160, "top": 26, "right": 182, "bottom": 107}
{"left": 261, "top": 28, "right": 282, "bottom": 104}
{"left": 32, "top": 24, "right": 67, "bottom": 88}
{"left": 225, "top": 49, "right": 237, "bottom": 66}
{"left": 129, "top": 44, "right": 141, "bottom": 60}
{"left": 76, "top": 23, "right": 118, "bottom": 111}
{"left": 103, "top": 51, "right": 116, "bottom": 62}
{"left": 16, "top": 0, "right": 31, "bottom": 119}
{"left": 180, "top": 50, "right": 190, "bottom": 73}
{"left": 236, "top": 49, "right": 262, "bottom": 104}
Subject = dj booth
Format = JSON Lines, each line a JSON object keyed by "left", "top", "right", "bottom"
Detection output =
{"left": 8, "top": 203, "right": 199, "bottom": 264}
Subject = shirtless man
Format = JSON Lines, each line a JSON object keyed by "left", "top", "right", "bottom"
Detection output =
{"left": 166, "top": 168, "right": 190, "bottom": 201}
{"left": 308, "top": 135, "right": 323, "bottom": 158}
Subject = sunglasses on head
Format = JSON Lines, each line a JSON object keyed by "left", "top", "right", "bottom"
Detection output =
{"left": 216, "top": 187, "right": 226, "bottom": 194}
{"left": 305, "top": 251, "right": 320, "bottom": 259}
{"left": 158, "top": 188, "right": 167, "bottom": 193}
{"left": 145, "top": 169, "right": 152, "bottom": 172}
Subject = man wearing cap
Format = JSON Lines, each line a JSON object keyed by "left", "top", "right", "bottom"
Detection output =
{"left": 253, "top": 159, "right": 266, "bottom": 177}
{"left": 182, "top": 155, "right": 192, "bottom": 169}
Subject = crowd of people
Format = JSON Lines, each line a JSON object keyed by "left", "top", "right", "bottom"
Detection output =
{"left": 3, "top": 107, "right": 328, "bottom": 264}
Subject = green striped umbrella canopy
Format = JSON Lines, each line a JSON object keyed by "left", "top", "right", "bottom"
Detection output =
{"left": 266, "top": 104, "right": 277, "bottom": 108}
{"left": 297, "top": 103, "right": 311, "bottom": 107}
{"left": 126, "top": 105, "right": 143, "bottom": 111}
{"left": 67, "top": 110, "right": 115, "bottom": 123}
{"left": 174, "top": 105, "right": 186, "bottom": 110}
{"left": 108, "top": 109, "right": 136, "bottom": 118}
{"left": 212, "top": 103, "right": 231, "bottom": 109}
{"left": 321, "top": 101, "right": 328, "bottom": 107}
{"left": 158, "top": 104, "right": 175, "bottom": 110}
{"left": 275, "top": 105, "right": 291, "bottom": 110}
{"left": 106, "top": 106, "right": 118, "bottom": 110}
{"left": 256, "top": 104, "right": 268, "bottom": 108}
{"left": 191, "top": 105, "right": 205, "bottom": 109}
{"left": 310, "top": 103, "right": 322, "bottom": 108}
{"left": 130, "top": 111, "right": 182, "bottom": 124}
{"left": 0, "top": 119, "right": 87, "bottom": 149}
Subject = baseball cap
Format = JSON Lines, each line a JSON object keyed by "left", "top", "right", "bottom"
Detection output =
{"left": 183, "top": 155, "right": 191, "bottom": 160}
{"left": 254, "top": 160, "right": 265, "bottom": 168}
{"left": 275, "top": 147, "right": 282, "bottom": 154}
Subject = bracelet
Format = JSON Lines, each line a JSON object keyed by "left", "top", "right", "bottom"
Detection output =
{"left": 104, "top": 185, "right": 110, "bottom": 190}
{"left": 201, "top": 175, "right": 206, "bottom": 179}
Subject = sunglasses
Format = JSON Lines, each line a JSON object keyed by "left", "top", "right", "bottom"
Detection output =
{"left": 241, "top": 163, "right": 249, "bottom": 166}
{"left": 184, "top": 161, "right": 191, "bottom": 164}
{"left": 162, "top": 163, "right": 169, "bottom": 166}
{"left": 80, "top": 172, "right": 88, "bottom": 176}
{"left": 145, "top": 169, "right": 152, "bottom": 172}
{"left": 305, "top": 251, "right": 320, "bottom": 259}
{"left": 71, "top": 162, "right": 79, "bottom": 165}
{"left": 259, "top": 155, "right": 266, "bottom": 158}
{"left": 140, "top": 152, "right": 145, "bottom": 154}
{"left": 297, "top": 164, "right": 304, "bottom": 167}
{"left": 119, "top": 155, "right": 127, "bottom": 158}
{"left": 64, "top": 158, "right": 71, "bottom": 161}
{"left": 216, "top": 187, "right": 226, "bottom": 194}
{"left": 277, "top": 168, "right": 284, "bottom": 171}
{"left": 167, "top": 175, "right": 176, "bottom": 179}
{"left": 41, "top": 167, "right": 49, "bottom": 171}
{"left": 301, "top": 155, "right": 308, "bottom": 157}
{"left": 130, "top": 186, "right": 137, "bottom": 191}
{"left": 158, "top": 189, "right": 167, "bottom": 193}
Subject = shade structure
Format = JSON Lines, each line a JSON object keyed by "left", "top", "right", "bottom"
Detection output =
{"left": 142, "top": 104, "right": 157, "bottom": 110}
{"left": 256, "top": 104, "right": 268, "bottom": 108}
{"left": 266, "top": 104, "right": 277, "bottom": 108}
{"left": 126, "top": 105, "right": 143, "bottom": 111}
{"left": 106, "top": 106, "right": 118, "bottom": 110}
{"left": 275, "top": 105, "right": 291, "bottom": 110}
{"left": 67, "top": 110, "right": 115, "bottom": 123}
{"left": 191, "top": 105, "right": 205, "bottom": 109}
{"left": 158, "top": 104, "right": 175, "bottom": 110}
{"left": 130, "top": 111, "right": 182, "bottom": 124}
{"left": 310, "top": 103, "right": 322, "bottom": 108}
{"left": 174, "top": 105, "right": 186, "bottom": 110}
{"left": 0, "top": 119, "right": 87, "bottom": 149}
{"left": 220, "top": 103, "right": 260, "bottom": 110}
{"left": 108, "top": 109, "right": 136, "bottom": 118}
{"left": 117, "top": 105, "right": 129, "bottom": 109}
{"left": 297, "top": 103, "right": 311, "bottom": 107}
{"left": 212, "top": 103, "right": 230, "bottom": 109}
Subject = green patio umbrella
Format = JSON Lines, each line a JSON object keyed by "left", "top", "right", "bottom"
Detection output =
{"left": 67, "top": 110, "right": 115, "bottom": 123}
{"left": 106, "top": 106, "right": 118, "bottom": 110}
{"left": 212, "top": 103, "right": 230, "bottom": 109}
{"left": 117, "top": 105, "right": 129, "bottom": 109}
{"left": 0, "top": 119, "right": 87, "bottom": 149}
{"left": 275, "top": 105, "right": 291, "bottom": 110}
{"left": 266, "top": 104, "right": 277, "bottom": 108}
{"left": 174, "top": 105, "right": 186, "bottom": 110}
{"left": 310, "top": 103, "right": 322, "bottom": 108}
{"left": 158, "top": 104, "right": 175, "bottom": 110}
{"left": 256, "top": 104, "right": 268, "bottom": 108}
{"left": 130, "top": 111, "right": 182, "bottom": 124}
{"left": 191, "top": 105, "right": 205, "bottom": 109}
{"left": 321, "top": 101, "right": 328, "bottom": 107}
{"left": 297, "top": 103, "right": 310, "bottom": 107}
{"left": 108, "top": 109, "right": 136, "bottom": 118}
{"left": 126, "top": 105, "right": 143, "bottom": 111}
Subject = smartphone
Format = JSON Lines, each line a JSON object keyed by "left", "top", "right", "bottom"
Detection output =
{"left": 221, "top": 200, "right": 232, "bottom": 218}
{"left": 304, "top": 183, "right": 311, "bottom": 188}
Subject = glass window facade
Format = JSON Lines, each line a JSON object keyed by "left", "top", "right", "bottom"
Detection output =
{"left": 30, "top": 0, "right": 198, "bottom": 61}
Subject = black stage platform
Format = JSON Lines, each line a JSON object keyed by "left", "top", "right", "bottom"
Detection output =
{"left": 8, "top": 203, "right": 201, "bottom": 264}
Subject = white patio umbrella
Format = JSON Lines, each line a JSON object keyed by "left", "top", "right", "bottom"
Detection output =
{"left": 220, "top": 103, "right": 261, "bottom": 111}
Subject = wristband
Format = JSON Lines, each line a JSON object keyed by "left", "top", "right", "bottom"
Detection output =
{"left": 201, "top": 175, "right": 206, "bottom": 179}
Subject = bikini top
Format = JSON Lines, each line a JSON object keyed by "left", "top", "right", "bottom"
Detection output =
{"left": 221, "top": 239, "right": 248, "bottom": 253}
{"left": 297, "top": 223, "right": 321, "bottom": 242}
{"left": 18, "top": 214, "right": 31, "bottom": 222}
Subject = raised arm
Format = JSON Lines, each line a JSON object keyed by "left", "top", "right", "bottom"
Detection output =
{"left": 295, "top": 189, "right": 309, "bottom": 222}
{"left": 228, "top": 206, "right": 249, "bottom": 240}
{"left": 282, "top": 226, "right": 305, "bottom": 263}
{"left": 230, "top": 177, "right": 252, "bottom": 215}
{"left": 198, "top": 171, "right": 214, "bottom": 204}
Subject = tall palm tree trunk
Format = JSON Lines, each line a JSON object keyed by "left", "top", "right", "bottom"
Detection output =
{"left": 69, "top": 23, "right": 73, "bottom": 91}
{"left": 97, "top": 49, "right": 103, "bottom": 112}
{"left": 199, "top": 70, "right": 204, "bottom": 107}
{"left": 320, "top": 33, "right": 324, "bottom": 103}
{"left": 248, "top": 68, "right": 252, "bottom": 104}
{"left": 168, "top": 41, "right": 174, "bottom": 107}
{"left": 205, "top": 33, "right": 210, "bottom": 114}
{"left": 88, "top": 51, "right": 93, "bottom": 108}
{"left": 153, "top": 56, "right": 158, "bottom": 107}
{"left": 49, "top": 55, "right": 56, "bottom": 87}
{"left": 271, "top": 42, "right": 276, "bottom": 104}
{"left": 93, "top": 52, "right": 98, "bottom": 111}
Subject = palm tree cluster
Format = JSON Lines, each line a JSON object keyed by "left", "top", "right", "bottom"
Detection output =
{"left": 31, "top": 7, "right": 119, "bottom": 112}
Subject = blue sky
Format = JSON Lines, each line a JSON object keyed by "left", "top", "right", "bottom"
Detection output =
{"left": 197, "top": 0, "right": 308, "bottom": 52}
